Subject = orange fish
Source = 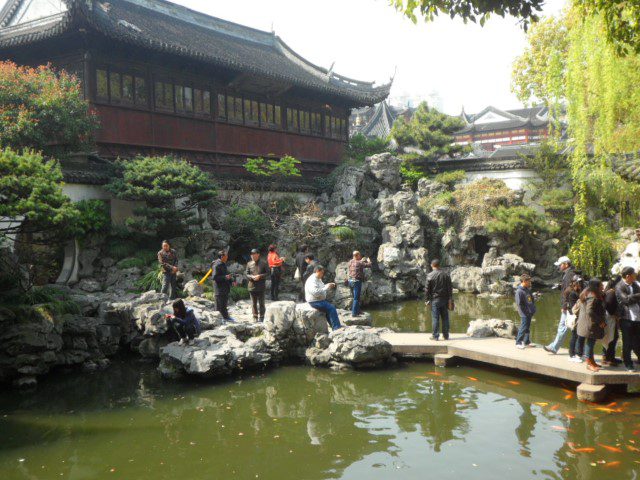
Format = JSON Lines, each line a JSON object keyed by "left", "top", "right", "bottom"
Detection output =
{"left": 426, "top": 372, "right": 443, "bottom": 376}
{"left": 535, "top": 402, "right": 549, "bottom": 407}
{"left": 633, "top": 430, "right": 640, "bottom": 436}
{"left": 565, "top": 413, "right": 575, "bottom": 420}
{"left": 594, "top": 407, "right": 622, "bottom": 414}
{"left": 598, "top": 444, "right": 623, "bottom": 453}
{"left": 627, "top": 445, "right": 640, "bottom": 453}
{"left": 467, "top": 377, "right": 478, "bottom": 381}
{"left": 507, "top": 381, "right": 521, "bottom": 386}
{"left": 606, "top": 402, "right": 618, "bottom": 408}
{"left": 436, "top": 379, "right": 453, "bottom": 384}
{"left": 572, "top": 447, "right": 595, "bottom": 453}
{"left": 564, "top": 394, "right": 574, "bottom": 400}
{"left": 603, "top": 461, "right": 621, "bottom": 468}
{"left": 552, "top": 426, "right": 569, "bottom": 431}
{"left": 551, "top": 404, "right": 560, "bottom": 411}
{"left": 562, "top": 388, "right": 573, "bottom": 394}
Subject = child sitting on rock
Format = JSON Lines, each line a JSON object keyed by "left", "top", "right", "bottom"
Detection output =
{"left": 166, "top": 299, "right": 201, "bottom": 345}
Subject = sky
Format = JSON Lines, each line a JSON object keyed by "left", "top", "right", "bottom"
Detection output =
{"left": 171, "top": 0, "right": 567, "bottom": 114}
{"left": 0, "top": 0, "right": 565, "bottom": 114}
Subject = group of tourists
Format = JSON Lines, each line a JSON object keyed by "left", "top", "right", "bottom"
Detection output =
{"left": 518, "top": 256, "right": 640, "bottom": 372}
{"left": 157, "top": 240, "right": 376, "bottom": 342}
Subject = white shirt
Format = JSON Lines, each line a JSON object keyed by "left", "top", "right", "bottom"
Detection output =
{"left": 305, "top": 275, "right": 329, "bottom": 302}
{"left": 625, "top": 280, "right": 640, "bottom": 321}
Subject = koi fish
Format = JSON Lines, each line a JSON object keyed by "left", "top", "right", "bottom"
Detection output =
{"left": 594, "top": 407, "right": 622, "bottom": 414}
{"left": 633, "top": 430, "right": 640, "bottom": 436}
{"left": 467, "top": 376, "right": 478, "bottom": 381}
{"left": 603, "top": 461, "right": 621, "bottom": 468}
{"left": 507, "top": 381, "right": 521, "bottom": 385}
{"left": 627, "top": 445, "right": 640, "bottom": 453}
{"left": 598, "top": 444, "right": 623, "bottom": 453}
{"left": 565, "top": 413, "right": 575, "bottom": 420}
{"left": 572, "top": 447, "right": 595, "bottom": 453}
{"left": 551, "top": 404, "right": 560, "bottom": 411}
{"left": 436, "top": 379, "right": 453, "bottom": 384}
{"left": 551, "top": 426, "right": 569, "bottom": 431}
{"left": 426, "top": 372, "right": 443, "bottom": 376}
{"left": 564, "top": 394, "right": 574, "bottom": 400}
{"left": 535, "top": 402, "right": 549, "bottom": 407}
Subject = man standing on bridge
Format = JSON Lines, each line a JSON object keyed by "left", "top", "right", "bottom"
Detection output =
{"left": 515, "top": 274, "right": 536, "bottom": 349}
{"left": 424, "top": 259, "right": 453, "bottom": 341}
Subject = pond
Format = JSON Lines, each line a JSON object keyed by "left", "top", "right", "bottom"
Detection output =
{"left": 1, "top": 292, "right": 639, "bottom": 480}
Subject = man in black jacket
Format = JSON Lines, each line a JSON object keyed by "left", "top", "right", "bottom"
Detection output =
{"left": 615, "top": 266, "right": 640, "bottom": 371}
{"left": 212, "top": 250, "right": 234, "bottom": 322}
{"left": 245, "top": 248, "right": 270, "bottom": 322}
{"left": 544, "top": 256, "right": 575, "bottom": 354}
{"left": 424, "top": 259, "right": 453, "bottom": 340}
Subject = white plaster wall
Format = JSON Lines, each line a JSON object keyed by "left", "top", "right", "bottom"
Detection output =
{"left": 463, "top": 169, "right": 540, "bottom": 191}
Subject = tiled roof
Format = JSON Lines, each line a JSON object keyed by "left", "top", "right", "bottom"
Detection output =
{"left": 0, "top": 0, "right": 391, "bottom": 105}
{"left": 456, "top": 105, "right": 549, "bottom": 135}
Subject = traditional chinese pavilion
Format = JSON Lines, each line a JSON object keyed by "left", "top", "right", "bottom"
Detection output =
{"left": 0, "top": 0, "right": 391, "bottom": 179}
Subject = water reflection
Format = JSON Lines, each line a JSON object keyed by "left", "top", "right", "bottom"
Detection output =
{"left": 1, "top": 358, "right": 639, "bottom": 479}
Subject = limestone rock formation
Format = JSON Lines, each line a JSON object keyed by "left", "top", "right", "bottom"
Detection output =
{"left": 466, "top": 318, "right": 518, "bottom": 339}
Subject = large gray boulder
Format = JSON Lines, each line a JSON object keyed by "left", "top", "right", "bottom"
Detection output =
{"left": 466, "top": 318, "right": 518, "bottom": 339}
{"left": 366, "top": 153, "right": 403, "bottom": 190}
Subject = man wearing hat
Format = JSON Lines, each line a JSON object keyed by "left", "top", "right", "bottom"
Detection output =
{"left": 543, "top": 256, "right": 575, "bottom": 354}
{"left": 245, "top": 248, "right": 270, "bottom": 322}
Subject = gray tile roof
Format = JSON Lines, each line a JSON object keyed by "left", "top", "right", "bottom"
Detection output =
{"left": 0, "top": 0, "right": 391, "bottom": 105}
{"left": 456, "top": 105, "right": 549, "bottom": 135}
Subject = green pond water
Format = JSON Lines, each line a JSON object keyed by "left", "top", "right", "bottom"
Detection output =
{"left": 2, "top": 292, "right": 640, "bottom": 480}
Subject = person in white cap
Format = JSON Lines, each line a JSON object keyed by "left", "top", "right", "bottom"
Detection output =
{"left": 543, "top": 256, "right": 576, "bottom": 354}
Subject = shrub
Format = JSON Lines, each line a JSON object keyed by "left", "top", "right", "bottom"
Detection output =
{"left": 539, "top": 189, "right": 573, "bottom": 214}
{"left": 76, "top": 199, "right": 111, "bottom": 237}
{"left": 419, "top": 191, "right": 453, "bottom": 213}
{"left": 346, "top": 134, "right": 390, "bottom": 163}
{"left": 330, "top": 226, "right": 357, "bottom": 241}
{"left": 433, "top": 170, "right": 466, "bottom": 189}
{"left": 244, "top": 155, "right": 302, "bottom": 177}
{"left": 224, "top": 204, "right": 274, "bottom": 256}
{"left": 230, "top": 286, "right": 250, "bottom": 302}
{"left": 486, "top": 206, "right": 555, "bottom": 236}
{"left": 117, "top": 251, "right": 157, "bottom": 270}
{"left": 569, "top": 224, "right": 618, "bottom": 278}
{"left": 136, "top": 268, "right": 163, "bottom": 292}
{"left": 451, "top": 178, "right": 516, "bottom": 226}
{"left": 400, "top": 160, "right": 427, "bottom": 186}
{"left": 0, "top": 285, "right": 79, "bottom": 315}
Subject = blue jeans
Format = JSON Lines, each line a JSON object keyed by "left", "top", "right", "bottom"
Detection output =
{"left": 431, "top": 298, "right": 450, "bottom": 339}
{"left": 516, "top": 316, "right": 532, "bottom": 345}
{"left": 546, "top": 310, "right": 568, "bottom": 352}
{"left": 349, "top": 279, "right": 362, "bottom": 315}
{"left": 309, "top": 300, "right": 342, "bottom": 330}
{"left": 583, "top": 337, "right": 596, "bottom": 361}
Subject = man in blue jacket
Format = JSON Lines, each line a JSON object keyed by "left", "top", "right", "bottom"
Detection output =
{"left": 515, "top": 274, "right": 536, "bottom": 349}
{"left": 212, "top": 250, "right": 235, "bottom": 322}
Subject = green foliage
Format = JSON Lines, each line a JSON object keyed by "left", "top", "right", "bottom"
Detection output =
{"left": 511, "top": 17, "right": 568, "bottom": 106}
{"left": 105, "top": 156, "right": 217, "bottom": 238}
{"left": 0, "top": 285, "right": 79, "bottom": 316}
{"left": 116, "top": 251, "right": 157, "bottom": 270}
{"left": 224, "top": 204, "right": 273, "bottom": 256}
{"left": 346, "top": 134, "right": 390, "bottom": 163}
{"left": 0, "top": 61, "right": 98, "bottom": 153}
{"left": 418, "top": 191, "right": 453, "bottom": 213}
{"left": 539, "top": 189, "right": 574, "bottom": 215}
{"left": 244, "top": 155, "right": 302, "bottom": 177}
{"left": 569, "top": 223, "right": 618, "bottom": 278}
{"left": 433, "top": 170, "right": 466, "bottom": 189}
{"left": 330, "top": 226, "right": 357, "bottom": 241}
{"left": 392, "top": 0, "right": 544, "bottom": 29}
{"left": 230, "top": 286, "right": 250, "bottom": 302}
{"left": 450, "top": 178, "right": 516, "bottom": 226}
{"left": 399, "top": 160, "right": 427, "bottom": 186}
{"left": 392, "top": 1, "right": 640, "bottom": 55}
{"left": 0, "top": 147, "right": 80, "bottom": 238}
{"left": 136, "top": 268, "right": 163, "bottom": 293}
{"left": 486, "top": 206, "right": 555, "bottom": 237}
{"left": 391, "top": 102, "right": 466, "bottom": 160}
{"left": 75, "top": 200, "right": 111, "bottom": 238}
{"left": 524, "top": 142, "right": 570, "bottom": 189}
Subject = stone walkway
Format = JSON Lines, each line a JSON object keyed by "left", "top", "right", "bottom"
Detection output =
{"left": 381, "top": 333, "right": 640, "bottom": 401}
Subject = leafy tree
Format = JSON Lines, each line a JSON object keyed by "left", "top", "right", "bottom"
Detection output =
{"left": 0, "top": 61, "right": 98, "bottom": 154}
{"left": 511, "top": 17, "right": 568, "bottom": 106}
{"left": 244, "top": 155, "right": 302, "bottom": 177}
{"left": 105, "top": 156, "right": 217, "bottom": 238}
{"left": 223, "top": 204, "right": 274, "bottom": 257}
{"left": 346, "top": 133, "right": 390, "bottom": 163}
{"left": 0, "top": 147, "right": 80, "bottom": 238}
{"left": 75, "top": 199, "right": 111, "bottom": 238}
{"left": 391, "top": 102, "right": 466, "bottom": 159}
{"left": 392, "top": 0, "right": 640, "bottom": 55}
{"left": 486, "top": 205, "right": 555, "bottom": 237}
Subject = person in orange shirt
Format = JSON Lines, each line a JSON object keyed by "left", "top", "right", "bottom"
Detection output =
{"left": 268, "top": 244, "right": 286, "bottom": 301}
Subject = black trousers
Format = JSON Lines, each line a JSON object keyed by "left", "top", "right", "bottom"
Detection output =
{"left": 620, "top": 319, "right": 640, "bottom": 367}
{"left": 250, "top": 290, "right": 266, "bottom": 320}
{"left": 216, "top": 293, "right": 230, "bottom": 320}
{"left": 270, "top": 267, "right": 282, "bottom": 301}
{"left": 602, "top": 323, "right": 619, "bottom": 361}
{"left": 169, "top": 318, "right": 196, "bottom": 340}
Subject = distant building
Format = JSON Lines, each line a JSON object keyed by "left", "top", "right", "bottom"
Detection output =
{"left": 350, "top": 101, "right": 414, "bottom": 139}
{"left": 454, "top": 105, "right": 550, "bottom": 152}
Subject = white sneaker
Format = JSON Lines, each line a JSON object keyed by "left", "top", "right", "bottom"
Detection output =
{"left": 572, "top": 356, "right": 583, "bottom": 363}
{"left": 178, "top": 338, "right": 186, "bottom": 346}
{"left": 516, "top": 343, "right": 525, "bottom": 349}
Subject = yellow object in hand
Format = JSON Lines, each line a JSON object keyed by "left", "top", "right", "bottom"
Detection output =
{"left": 198, "top": 269, "right": 212, "bottom": 285}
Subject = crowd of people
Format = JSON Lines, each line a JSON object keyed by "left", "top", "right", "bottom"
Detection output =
{"left": 159, "top": 240, "right": 640, "bottom": 373}
{"left": 157, "top": 241, "right": 376, "bottom": 342}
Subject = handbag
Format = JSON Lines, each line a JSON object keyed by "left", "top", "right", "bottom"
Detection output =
{"left": 294, "top": 267, "right": 301, "bottom": 280}
{"left": 565, "top": 312, "right": 577, "bottom": 330}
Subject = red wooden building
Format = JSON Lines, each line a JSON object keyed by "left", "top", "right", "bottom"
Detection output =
{"left": 0, "top": 0, "right": 391, "bottom": 179}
